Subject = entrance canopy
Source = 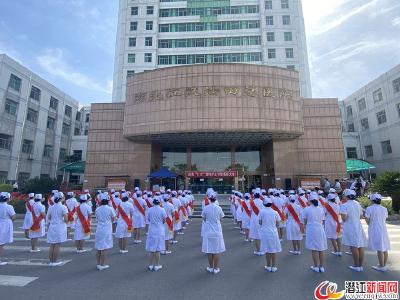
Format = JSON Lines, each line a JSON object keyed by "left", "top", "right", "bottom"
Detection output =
{"left": 346, "top": 159, "right": 375, "bottom": 173}
{"left": 148, "top": 167, "right": 178, "bottom": 179}
{"left": 59, "top": 161, "right": 85, "bottom": 173}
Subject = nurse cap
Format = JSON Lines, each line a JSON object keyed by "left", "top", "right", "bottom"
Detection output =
{"left": 54, "top": 192, "right": 63, "bottom": 200}
{"left": 289, "top": 190, "right": 295, "bottom": 194}
{"left": 35, "top": 194, "right": 43, "bottom": 200}
{"left": 309, "top": 192, "right": 319, "bottom": 201}
{"left": 80, "top": 194, "right": 88, "bottom": 201}
{"left": 121, "top": 192, "right": 129, "bottom": 198}
{"left": 263, "top": 197, "right": 273, "bottom": 205}
{"left": 317, "top": 190, "right": 324, "bottom": 195}
{"left": 0, "top": 192, "right": 10, "bottom": 198}
{"left": 244, "top": 193, "right": 251, "bottom": 198}
{"left": 29, "top": 193, "right": 35, "bottom": 198}
{"left": 114, "top": 192, "right": 120, "bottom": 197}
{"left": 327, "top": 194, "right": 336, "bottom": 201}
{"left": 51, "top": 190, "right": 58, "bottom": 194}
{"left": 369, "top": 193, "right": 382, "bottom": 201}
{"left": 329, "top": 188, "right": 336, "bottom": 193}
{"left": 343, "top": 189, "right": 355, "bottom": 197}
{"left": 289, "top": 195, "right": 296, "bottom": 201}
{"left": 67, "top": 191, "right": 74, "bottom": 197}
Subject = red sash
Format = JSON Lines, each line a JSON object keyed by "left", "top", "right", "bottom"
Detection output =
{"left": 241, "top": 201, "right": 251, "bottom": 218}
{"left": 134, "top": 199, "right": 145, "bottom": 216}
{"left": 110, "top": 197, "right": 117, "bottom": 210}
{"left": 286, "top": 204, "right": 304, "bottom": 233}
{"left": 67, "top": 206, "right": 76, "bottom": 222}
{"left": 249, "top": 200, "right": 259, "bottom": 216}
{"left": 145, "top": 199, "right": 153, "bottom": 208}
{"left": 180, "top": 206, "right": 187, "bottom": 217}
{"left": 325, "top": 203, "right": 341, "bottom": 233}
{"left": 204, "top": 197, "right": 209, "bottom": 206}
{"left": 96, "top": 195, "right": 101, "bottom": 206}
{"left": 174, "top": 210, "right": 180, "bottom": 223}
{"left": 26, "top": 202, "right": 34, "bottom": 214}
{"left": 166, "top": 216, "right": 173, "bottom": 231}
{"left": 271, "top": 203, "right": 286, "bottom": 221}
{"left": 117, "top": 205, "right": 133, "bottom": 232}
{"left": 48, "top": 196, "right": 54, "bottom": 206}
{"left": 297, "top": 196, "right": 306, "bottom": 208}
{"left": 30, "top": 207, "right": 44, "bottom": 232}
{"left": 76, "top": 206, "right": 91, "bottom": 234}
{"left": 318, "top": 197, "right": 326, "bottom": 207}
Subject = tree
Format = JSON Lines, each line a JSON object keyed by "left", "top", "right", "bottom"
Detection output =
{"left": 372, "top": 171, "right": 400, "bottom": 213}
{"left": 21, "top": 177, "right": 59, "bottom": 196}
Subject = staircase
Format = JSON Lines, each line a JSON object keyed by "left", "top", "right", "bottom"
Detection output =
{"left": 191, "top": 196, "right": 233, "bottom": 219}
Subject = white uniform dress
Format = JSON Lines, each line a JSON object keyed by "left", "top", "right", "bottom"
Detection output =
{"left": 46, "top": 203, "right": 68, "bottom": 244}
{"left": 241, "top": 200, "right": 251, "bottom": 230}
{"left": 249, "top": 198, "right": 264, "bottom": 240}
{"left": 95, "top": 205, "right": 116, "bottom": 250}
{"left": 324, "top": 201, "right": 341, "bottom": 239}
{"left": 145, "top": 206, "right": 167, "bottom": 252}
{"left": 284, "top": 203, "right": 303, "bottom": 241}
{"left": 235, "top": 198, "right": 243, "bottom": 222}
{"left": 74, "top": 202, "right": 92, "bottom": 241}
{"left": 303, "top": 206, "right": 328, "bottom": 251}
{"left": 22, "top": 199, "right": 35, "bottom": 230}
{"left": 259, "top": 207, "right": 282, "bottom": 254}
{"left": 365, "top": 204, "right": 391, "bottom": 251}
{"left": 133, "top": 197, "right": 146, "bottom": 229}
{"left": 273, "top": 196, "right": 286, "bottom": 228}
{"left": 340, "top": 200, "right": 367, "bottom": 248}
{"left": 201, "top": 203, "right": 225, "bottom": 254}
{"left": 0, "top": 202, "right": 16, "bottom": 245}
{"left": 65, "top": 197, "right": 78, "bottom": 228}
{"left": 29, "top": 202, "right": 46, "bottom": 239}
{"left": 115, "top": 201, "right": 135, "bottom": 238}
{"left": 171, "top": 197, "right": 182, "bottom": 231}
{"left": 163, "top": 201, "right": 174, "bottom": 241}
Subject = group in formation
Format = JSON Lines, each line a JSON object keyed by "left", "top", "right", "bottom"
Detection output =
{"left": 0, "top": 185, "right": 392, "bottom": 275}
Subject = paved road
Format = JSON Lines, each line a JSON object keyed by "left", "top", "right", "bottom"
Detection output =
{"left": 0, "top": 219, "right": 399, "bottom": 300}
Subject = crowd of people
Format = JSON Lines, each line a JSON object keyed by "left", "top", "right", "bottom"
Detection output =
{"left": 0, "top": 185, "right": 392, "bottom": 274}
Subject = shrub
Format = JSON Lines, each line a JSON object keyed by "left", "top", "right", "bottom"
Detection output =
{"left": 9, "top": 198, "right": 26, "bottom": 214}
{"left": 21, "top": 177, "right": 59, "bottom": 197}
{"left": 358, "top": 196, "right": 394, "bottom": 215}
{"left": 0, "top": 183, "right": 13, "bottom": 193}
{"left": 371, "top": 171, "right": 400, "bottom": 213}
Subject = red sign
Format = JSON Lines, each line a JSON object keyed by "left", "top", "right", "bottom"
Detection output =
{"left": 185, "top": 171, "right": 238, "bottom": 178}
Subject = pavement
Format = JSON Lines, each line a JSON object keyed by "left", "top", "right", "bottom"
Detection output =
{"left": 0, "top": 218, "right": 399, "bottom": 300}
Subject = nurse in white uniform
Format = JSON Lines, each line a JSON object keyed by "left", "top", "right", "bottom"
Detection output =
{"left": 162, "top": 196, "right": 174, "bottom": 255}
{"left": 133, "top": 191, "right": 146, "bottom": 244}
{"left": 259, "top": 197, "right": 281, "bottom": 272}
{"left": 22, "top": 193, "right": 35, "bottom": 239}
{"left": 324, "top": 193, "right": 342, "bottom": 256}
{"left": 201, "top": 192, "right": 225, "bottom": 275}
{"left": 46, "top": 192, "right": 68, "bottom": 267}
{"left": 115, "top": 192, "right": 134, "bottom": 254}
{"left": 249, "top": 189, "right": 264, "bottom": 256}
{"left": 241, "top": 193, "right": 252, "bottom": 242}
{"left": 302, "top": 192, "right": 328, "bottom": 273}
{"left": 95, "top": 193, "right": 116, "bottom": 271}
{"left": 365, "top": 193, "right": 391, "bottom": 272}
{"left": 284, "top": 195, "right": 304, "bottom": 255}
{"left": 74, "top": 194, "right": 92, "bottom": 253}
{"left": 340, "top": 189, "right": 367, "bottom": 272}
{"left": 0, "top": 192, "right": 16, "bottom": 266}
{"left": 29, "top": 194, "right": 46, "bottom": 252}
{"left": 146, "top": 197, "right": 167, "bottom": 271}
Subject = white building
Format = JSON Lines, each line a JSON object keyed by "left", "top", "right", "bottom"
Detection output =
{"left": 340, "top": 64, "right": 400, "bottom": 178}
{"left": 112, "top": 0, "right": 312, "bottom": 102}
{"left": 0, "top": 54, "right": 89, "bottom": 185}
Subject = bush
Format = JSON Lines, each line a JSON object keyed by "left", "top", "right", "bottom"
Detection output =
{"left": 0, "top": 183, "right": 13, "bottom": 193}
{"left": 371, "top": 171, "right": 400, "bottom": 213}
{"left": 9, "top": 198, "right": 26, "bottom": 214}
{"left": 21, "top": 177, "right": 59, "bottom": 197}
{"left": 358, "top": 196, "right": 395, "bottom": 215}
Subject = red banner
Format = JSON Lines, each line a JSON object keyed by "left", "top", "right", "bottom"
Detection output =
{"left": 185, "top": 171, "right": 238, "bottom": 178}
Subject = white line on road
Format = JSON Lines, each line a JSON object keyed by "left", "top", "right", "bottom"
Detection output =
{"left": 0, "top": 275, "right": 38, "bottom": 287}
{"left": 4, "top": 246, "right": 93, "bottom": 253}
{"left": 12, "top": 237, "right": 95, "bottom": 243}
{"left": 1, "top": 258, "right": 71, "bottom": 266}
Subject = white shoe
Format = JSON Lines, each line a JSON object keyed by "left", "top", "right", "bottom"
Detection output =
{"left": 121, "top": 250, "right": 129, "bottom": 254}
{"left": 264, "top": 266, "right": 272, "bottom": 272}
{"left": 234, "top": 226, "right": 240, "bottom": 229}
{"left": 154, "top": 265, "right": 163, "bottom": 271}
{"left": 0, "top": 261, "right": 8, "bottom": 266}
{"left": 98, "top": 265, "right": 109, "bottom": 271}
{"left": 271, "top": 267, "right": 278, "bottom": 273}
{"left": 148, "top": 265, "right": 154, "bottom": 271}
{"left": 244, "top": 239, "right": 250, "bottom": 242}
{"left": 289, "top": 250, "right": 296, "bottom": 254}
{"left": 296, "top": 251, "right": 301, "bottom": 255}
{"left": 336, "top": 252, "right": 342, "bottom": 257}
{"left": 30, "top": 249, "right": 41, "bottom": 253}
{"left": 213, "top": 268, "right": 220, "bottom": 274}
{"left": 48, "top": 263, "right": 54, "bottom": 267}
{"left": 52, "top": 262, "right": 63, "bottom": 267}
{"left": 96, "top": 265, "right": 101, "bottom": 270}
{"left": 310, "top": 266, "right": 319, "bottom": 273}
{"left": 171, "top": 240, "right": 178, "bottom": 244}
{"left": 182, "top": 227, "right": 187, "bottom": 230}
{"left": 349, "top": 266, "right": 361, "bottom": 272}
{"left": 160, "top": 251, "right": 166, "bottom": 255}
{"left": 345, "top": 251, "right": 352, "bottom": 255}
{"left": 165, "top": 250, "right": 172, "bottom": 254}
{"left": 319, "top": 267, "right": 325, "bottom": 273}
{"left": 372, "top": 265, "right": 388, "bottom": 272}
{"left": 206, "top": 267, "right": 214, "bottom": 273}
{"left": 77, "top": 250, "right": 83, "bottom": 254}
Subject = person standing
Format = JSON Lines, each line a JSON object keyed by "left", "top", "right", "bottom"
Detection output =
{"left": 0, "top": 192, "right": 16, "bottom": 265}
{"left": 22, "top": 193, "right": 35, "bottom": 239}
{"left": 115, "top": 192, "right": 134, "bottom": 254}
{"left": 65, "top": 192, "right": 78, "bottom": 238}
{"left": 132, "top": 191, "right": 146, "bottom": 244}
{"left": 249, "top": 189, "right": 264, "bottom": 256}
{"left": 29, "top": 194, "right": 46, "bottom": 252}
{"left": 146, "top": 197, "right": 167, "bottom": 271}
{"left": 284, "top": 195, "right": 304, "bottom": 255}
{"left": 302, "top": 192, "right": 328, "bottom": 273}
{"left": 46, "top": 192, "right": 68, "bottom": 267}
{"left": 74, "top": 194, "right": 92, "bottom": 253}
{"left": 340, "top": 189, "right": 367, "bottom": 272}
{"left": 241, "top": 193, "right": 252, "bottom": 242}
{"left": 162, "top": 196, "right": 174, "bottom": 255}
{"left": 171, "top": 191, "right": 182, "bottom": 244}
{"left": 324, "top": 194, "right": 342, "bottom": 256}
{"left": 365, "top": 193, "right": 391, "bottom": 272}
{"left": 12, "top": 182, "right": 18, "bottom": 192}
{"left": 202, "top": 192, "right": 225, "bottom": 274}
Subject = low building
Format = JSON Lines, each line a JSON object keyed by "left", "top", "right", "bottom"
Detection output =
{"left": 85, "top": 64, "right": 346, "bottom": 192}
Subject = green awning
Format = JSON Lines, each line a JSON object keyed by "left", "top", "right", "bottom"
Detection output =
{"left": 346, "top": 159, "right": 375, "bottom": 173}
{"left": 59, "top": 161, "right": 85, "bottom": 173}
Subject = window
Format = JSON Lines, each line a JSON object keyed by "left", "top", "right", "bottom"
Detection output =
{"left": 8, "top": 74, "right": 22, "bottom": 92}
{"left": 18, "top": 172, "right": 30, "bottom": 184}
{"left": 22, "top": 140, "right": 34, "bottom": 154}
{"left": 358, "top": 98, "right": 366, "bottom": 111}
{"left": 373, "top": 88, "right": 383, "bottom": 103}
{"left": 74, "top": 127, "right": 80, "bottom": 136}
{"left": 43, "top": 145, "right": 53, "bottom": 158}
{"left": 65, "top": 105, "right": 72, "bottom": 117}
{"left": 268, "top": 49, "right": 276, "bottom": 59}
{"left": 85, "top": 114, "right": 90, "bottom": 122}
{"left": 265, "top": 0, "right": 272, "bottom": 9}
{"left": 0, "top": 134, "right": 12, "bottom": 150}
{"left": 397, "top": 103, "right": 400, "bottom": 117}
{"left": 393, "top": 77, "right": 400, "bottom": 93}
{"left": 145, "top": 53, "right": 152, "bottom": 63}
{"left": 282, "top": 15, "right": 291, "bottom": 25}
{"left": 177, "top": 55, "right": 188, "bottom": 64}
{"left": 281, "top": 0, "right": 289, "bottom": 9}
{"left": 129, "top": 37, "right": 136, "bottom": 47}
{"left": 62, "top": 123, "right": 71, "bottom": 136}
{"left": 381, "top": 140, "right": 392, "bottom": 154}
{"left": 127, "top": 70, "right": 135, "bottom": 77}
{"left": 5, "top": 99, "right": 18, "bottom": 116}
{"left": 47, "top": 117, "right": 56, "bottom": 130}
{"left": 75, "top": 111, "right": 81, "bottom": 121}
{"left": 147, "top": 6, "right": 154, "bottom": 15}
{"left": 213, "top": 54, "right": 223, "bottom": 63}
{"left": 59, "top": 148, "right": 67, "bottom": 160}
{"left": 50, "top": 96, "right": 58, "bottom": 110}
{"left": 73, "top": 150, "right": 83, "bottom": 161}
{"left": 30, "top": 86, "right": 41, "bottom": 101}
{"left": 0, "top": 171, "right": 7, "bottom": 184}
{"left": 285, "top": 48, "right": 294, "bottom": 58}
{"left": 365, "top": 145, "right": 373, "bottom": 157}
{"left": 360, "top": 118, "right": 369, "bottom": 130}
{"left": 346, "top": 105, "right": 353, "bottom": 117}
{"left": 267, "top": 32, "right": 275, "bottom": 41}
{"left": 130, "top": 21, "right": 138, "bottom": 31}
{"left": 145, "top": 37, "right": 153, "bottom": 46}
{"left": 346, "top": 147, "right": 358, "bottom": 159}
{"left": 131, "top": 6, "right": 138, "bottom": 15}
{"left": 84, "top": 129, "right": 88, "bottom": 136}
{"left": 146, "top": 21, "right": 153, "bottom": 30}
{"left": 284, "top": 32, "right": 292, "bottom": 41}
{"left": 287, "top": 65, "right": 295, "bottom": 70}
{"left": 376, "top": 110, "right": 387, "bottom": 125}
{"left": 128, "top": 53, "right": 136, "bottom": 63}
{"left": 347, "top": 123, "right": 355, "bottom": 132}
{"left": 69, "top": 175, "right": 80, "bottom": 185}
{"left": 266, "top": 16, "right": 274, "bottom": 25}
{"left": 26, "top": 108, "right": 38, "bottom": 123}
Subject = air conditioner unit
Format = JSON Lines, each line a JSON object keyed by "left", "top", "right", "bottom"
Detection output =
{"left": 28, "top": 154, "right": 34, "bottom": 160}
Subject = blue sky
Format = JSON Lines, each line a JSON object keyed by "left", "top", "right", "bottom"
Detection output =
{"left": 0, "top": 0, "right": 399, "bottom": 104}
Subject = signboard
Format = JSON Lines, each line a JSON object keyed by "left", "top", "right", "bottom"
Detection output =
{"left": 107, "top": 178, "right": 127, "bottom": 191}
{"left": 300, "top": 177, "right": 321, "bottom": 190}
{"left": 185, "top": 171, "right": 239, "bottom": 178}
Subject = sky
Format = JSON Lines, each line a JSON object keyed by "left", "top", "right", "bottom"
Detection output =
{"left": 0, "top": 0, "right": 399, "bottom": 104}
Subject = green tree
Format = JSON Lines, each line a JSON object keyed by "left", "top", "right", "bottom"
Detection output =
{"left": 0, "top": 183, "right": 13, "bottom": 193}
{"left": 21, "top": 177, "right": 59, "bottom": 196}
{"left": 371, "top": 171, "right": 400, "bottom": 213}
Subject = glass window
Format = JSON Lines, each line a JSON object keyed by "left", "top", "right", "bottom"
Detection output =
{"left": 162, "top": 148, "right": 187, "bottom": 173}
{"left": 18, "top": 172, "right": 30, "bottom": 184}
{"left": 130, "top": 21, "right": 138, "bottom": 31}
{"left": 213, "top": 54, "right": 223, "bottom": 63}
{"left": 0, "top": 171, "right": 7, "bottom": 183}
{"left": 358, "top": 98, "right": 366, "bottom": 111}
{"left": 129, "top": 37, "right": 136, "bottom": 47}
{"left": 0, "top": 134, "right": 12, "bottom": 150}
{"left": 74, "top": 127, "right": 80, "bottom": 136}
{"left": 50, "top": 96, "right": 58, "bottom": 110}
{"left": 59, "top": 148, "right": 67, "bottom": 160}
{"left": 365, "top": 145, "right": 373, "bottom": 157}
{"left": 43, "top": 145, "right": 53, "bottom": 158}
{"left": 266, "top": 16, "right": 273, "bottom": 25}
{"left": 360, "top": 118, "right": 369, "bottom": 130}
{"left": 268, "top": 48, "right": 276, "bottom": 59}
{"left": 5, "top": 99, "right": 18, "bottom": 116}
{"left": 376, "top": 110, "right": 387, "bottom": 125}
{"left": 287, "top": 65, "right": 295, "bottom": 70}
{"left": 73, "top": 150, "right": 83, "bottom": 161}
{"left": 346, "top": 147, "right": 357, "bottom": 159}
{"left": 235, "top": 147, "right": 261, "bottom": 171}
{"left": 26, "top": 108, "right": 38, "bottom": 123}
{"left": 381, "top": 140, "right": 392, "bottom": 154}
{"left": 30, "top": 86, "right": 41, "bottom": 101}
{"left": 145, "top": 37, "right": 153, "bottom": 46}
{"left": 147, "top": 6, "right": 154, "bottom": 15}
{"left": 285, "top": 48, "right": 294, "bottom": 58}
{"left": 248, "top": 21, "right": 259, "bottom": 29}
{"left": 76, "top": 111, "right": 81, "bottom": 121}
{"left": 177, "top": 55, "right": 188, "bottom": 64}
{"left": 146, "top": 21, "right": 153, "bottom": 30}
{"left": 128, "top": 53, "right": 135, "bottom": 63}
{"left": 145, "top": 53, "right": 152, "bottom": 62}
{"left": 281, "top": 0, "right": 289, "bottom": 9}
{"left": 267, "top": 32, "right": 275, "bottom": 41}
{"left": 284, "top": 32, "right": 292, "bottom": 41}
{"left": 191, "top": 147, "right": 231, "bottom": 171}
{"left": 131, "top": 6, "right": 138, "bottom": 15}
{"left": 65, "top": 105, "right": 72, "bottom": 117}
{"left": 22, "top": 139, "right": 34, "bottom": 154}
{"left": 397, "top": 103, "right": 400, "bottom": 118}
{"left": 127, "top": 70, "right": 135, "bottom": 77}
{"left": 85, "top": 114, "right": 90, "bottom": 122}
{"left": 282, "top": 15, "right": 291, "bottom": 25}
{"left": 195, "top": 54, "right": 205, "bottom": 64}
{"left": 347, "top": 123, "right": 355, "bottom": 132}
{"left": 346, "top": 105, "right": 353, "bottom": 117}
{"left": 62, "top": 123, "right": 71, "bottom": 136}
{"left": 373, "top": 88, "right": 383, "bottom": 103}
{"left": 393, "top": 77, "right": 400, "bottom": 93}
{"left": 8, "top": 74, "right": 22, "bottom": 91}
{"left": 47, "top": 117, "right": 56, "bottom": 130}
{"left": 265, "top": 0, "right": 272, "bottom": 9}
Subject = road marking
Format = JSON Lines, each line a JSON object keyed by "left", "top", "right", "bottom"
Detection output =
{"left": 13, "top": 231, "right": 95, "bottom": 236}
{"left": 13, "top": 237, "right": 95, "bottom": 242}
{"left": 4, "top": 246, "right": 93, "bottom": 253}
{"left": 1, "top": 257, "right": 71, "bottom": 266}
{"left": 0, "top": 275, "right": 38, "bottom": 287}
{"left": 367, "top": 250, "right": 400, "bottom": 255}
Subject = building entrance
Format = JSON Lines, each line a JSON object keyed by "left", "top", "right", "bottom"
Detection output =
{"left": 189, "top": 177, "right": 234, "bottom": 194}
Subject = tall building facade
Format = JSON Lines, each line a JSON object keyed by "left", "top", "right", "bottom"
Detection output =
{"left": 113, "top": 0, "right": 312, "bottom": 102}
{"left": 340, "top": 64, "right": 400, "bottom": 177}
{"left": 0, "top": 54, "right": 88, "bottom": 184}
